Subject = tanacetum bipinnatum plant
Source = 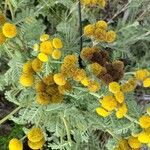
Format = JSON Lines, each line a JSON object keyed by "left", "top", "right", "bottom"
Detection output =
{"left": 0, "top": 0, "right": 150, "bottom": 149}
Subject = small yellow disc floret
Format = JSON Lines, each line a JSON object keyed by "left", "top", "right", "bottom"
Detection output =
{"left": 52, "top": 49, "right": 61, "bottom": 60}
{"left": 2, "top": 23, "right": 17, "bottom": 38}
{"left": 96, "top": 20, "right": 108, "bottom": 30}
{"left": 106, "top": 30, "right": 116, "bottom": 43}
{"left": 40, "top": 33, "right": 49, "bottom": 42}
{"left": 32, "top": 58, "right": 43, "bottom": 72}
{"left": 38, "top": 53, "right": 48, "bottom": 62}
{"left": 135, "top": 69, "right": 149, "bottom": 81}
{"left": 109, "top": 82, "right": 121, "bottom": 93}
{"left": 40, "top": 41, "right": 53, "bottom": 55}
{"left": 96, "top": 107, "right": 110, "bottom": 117}
{"left": 52, "top": 38, "right": 63, "bottom": 49}
{"left": 27, "top": 127, "right": 44, "bottom": 143}
{"left": 128, "top": 136, "right": 142, "bottom": 149}
{"left": 53, "top": 73, "right": 66, "bottom": 86}
{"left": 84, "top": 24, "right": 95, "bottom": 37}
{"left": 28, "top": 138, "right": 45, "bottom": 150}
{"left": 9, "top": 138, "right": 23, "bottom": 150}
{"left": 143, "top": 78, "right": 150, "bottom": 88}
{"left": 139, "top": 115, "right": 150, "bottom": 129}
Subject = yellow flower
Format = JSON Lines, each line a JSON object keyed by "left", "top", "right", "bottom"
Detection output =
{"left": 58, "top": 82, "right": 72, "bottom": 95}
{"left": 73, "top": 69, "right": 86, "bottom": 81}
{"left": 139, "top": 115, "right": 150, "bottom": 129}
{"left": 96, "top": 20, "right": 108, "bottom": 30}
{"left": 96, "top": 107, "right": 111, "bottom": 117}
{"left": 135, "top": 69, "right": 149, "bottom": 81}
{"left": 84, "top": 24, "right": 95, "bottom": 37}
{"left": 80, "top": 77, "right": 90, "bottom": 86}
{"left": 89, "top": 62, "right": 103, "bottom": 76}
{"left": 27, "top": 127, "right": 44, "bottom": 143}
{"left": 40, "top": 33, "right": 49, "bottom": 41}
{"left": 22, "top": 61, "right": 33, "bottom": 74}
{"left": 94, "top": 28, "right": 106, "bottom": 41}
{"left": 90, "top": 0, "right": 97, "bottom": 5}
{"left": 114, "top": 91, "right": 124, "bottom": 103}
{"left": 118, "top": 139, "right": 130, "bottom": 150}
{"left": 32, "top": 58, "right": 43, "bottom": 72}
{"left": 100, "top": 95, "right": 117, "bottom": 111}
{"left": 81, "top": 0, "right": 91, "bottom": 5}
{"left": 138, "top": 128, "right": 150, "bottom": 143}
{"left": 109, "top": 82, "right": 121, "bottom": 93}
{"left": 35, "top": 81, "right": 45, "bottom": 92}
{"left": 2, "top": 23, "right": 17, "bottom": 38}
{"left": 40, "top": 41, "right": 53, "bottom": 55}
{"left": 105, "top": 30, "right": 117, "bottom": 43}
{"left": 9, "top": 138, "right": 23, "bottom": 150}
{"left": 28, "top": 138, "right": 45, "bottom": 149}
{"left": 0, "top": 13, "right": 6, "bottom": 25}
{"left": 52, "top": 38, "right": 63, "bottom": 49}
{"left": 116, "top": 103, "right": 127, "bottom": 119}
{"left": 54, "top": 73, "right": 66, "bottom": 86}
{"left": 33, "top": 43, "right": 39, "bottom": 51}
{"left": 51, "top": 93, "right": 64, "bottom": 103}
{"left": 128, "top": 136, "right": 142, "bottom": 149}
{"left": 43, "top": 74, "right": 55, "bottom": 85}
{"left": 52, "top": 49, "right": 61, "bottom": 60}
{"left": 88, "top": 80, "right": 101, "bottom": 92}
{"left": 63, "top": 54, "right": 78, "bottom": 64}
{"left": 97, "top": 0, "right": 106, "bottom": 8}
{"left": 0, "top": 30, "right": 6, "bottom": 45}
{"left": 143, "top": 78, "right": 150, "bottom": 88}
{"left": 36, "top": 92, "right": 51, "bottom": 105}
{"left": 38, "top": 53, "right": 48, "bottom": 62}
{"left": 19, "top": 73, "right": 34, "bottom": 87}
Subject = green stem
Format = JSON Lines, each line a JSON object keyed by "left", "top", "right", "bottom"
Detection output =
{"left": 0, "top": 106, "right": 21, "bottom": 125}
{"left": 20, "top": 135, "right": 26, "bottom": 141}
{"left": 62, "top": 117, "right": 72, "bottom": 147}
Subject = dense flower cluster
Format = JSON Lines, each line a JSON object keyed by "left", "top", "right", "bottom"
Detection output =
{"left": 27, "top": 127, "right": 45, "bottom": 149}
{"left": 0, "top": 13, "right": 17, "bottom": 45}
{"left": 33, "top": 34, "right": 63, "bottom": 62}
{"left": 84, "top": 20, "right": 116, "bottom": 43}
{"left": 81, "top": 0, "right": 106, "bottom": 8}
{"left": 96, "top": 82, "right": 127, "bottom": 118}
{"left": 9, "top": 138, "right": 23, "bottom": 150}
{"left": 81, "top": 47, "right": 124, "bottom": 84}
{"left": 35, "top": 73, "right": 69, "bottom": 105}
{"left": 19, "top": 59, "right": 43, "bottom": 87}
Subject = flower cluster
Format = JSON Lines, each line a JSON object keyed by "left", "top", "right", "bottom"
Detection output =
{"left": 0, "top": 13, "right": 17, "bottom": 45}
{"left": 81, "top": 47, "right": 124, "bottom": 84}
{"left": 81, "top": 0, "right": 106, "bottom": 8}
{"left": 19, "top": 59, "right": 43, "bottom": 87}
{"left": 9, "top": 138, "right": 23, "bottom": 150}
{"left": 114, "top": 137, "right": 142, "bottom": 150}
{"left": 27, "top": 127, "right": 45, "bottom": 149}
{"left": 96, "top": 82, "right": 127, "bottom": 118}
{"left": 33, "top": 34, "right": 63, "bottom": 62}
{"left": 135, "top": 69, "right": 150, "bottom": 88}
{"left": 35, "top": 73, "right": 70, "bottom": 105}
{"left": 84, "top": 20, "right": 116, "bottom": 43}
{"left": 55, "top": 54, "right": 101, "bottom": 93}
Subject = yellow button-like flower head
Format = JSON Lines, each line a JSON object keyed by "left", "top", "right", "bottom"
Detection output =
{"left": 40, "top": 33, "right": 49, "bottom": 42}
{"left": 53, "top": 73, "right": 66, "bottom": 86}
{"left": 116, "top": 103, "right": 127, "bottom": 119}
{"left": 32, "top": 58, "right": 43, "bottom": 72}
{"left": 96, "top": 20, "right": 108, "bottom": 30}
{"left": 28, "top": 138, "right": 45, "bottom": 149}
{"left": 73, "top": 69, "right": 86, "bottom": 81}
{"left": 27, "top": 127, "right": 44, "bottom": 143}
{"left": 52, "top": 38, "right": 63, "bottom": 49}
{"left": 38, "top": 53, "right": 48, "bottom": 62}
{"left": 143, "top": 78, "right": 150, "bottom": 88}
{"left": 114, "top": 91, "right": 124, "bottom": 103}
{"left": 139, "top": 115, "right": 150, "bottom": 129}
{"left": 9, "top": 138, "right": 23, "bottom": 150}
{"left": 100, "top": 95, "right": 117, "bottom": 111}
{"left": 19, "top": 73, "right": 34, "bottom": 87}
{"left": 2, "top": 23, "right": 17, "bottom": 38}
{"left": 109, "top": 82, "right": 121, "bottom": 93}
{"left": 138, "top": 129, "right": 150, "bottom": 143}
{"left": 106, "top": 30, "right": 116, "bottom": 43}
{"left": 128, "top": 136, "right": 142, "bottom": 149}
{"left": 88, "top": 80, "right": 101, "bottom": 92}
{"left": 84, "top": 24, "right": 95, "bottom": 37}
{"left": 96, "top": 107, "right": 111, "bottom": 117}
{"left": 97, "top": 0, "right": 106, "bottom": 8}
{"left": 135, "top": 69, "right": 149, "bottom": 81}
{"left": 36, "top": 92, "right": 51, "bottom": 105}
{"left": 40, "top": 41, "right": 53, "bottom": 55}
{"left": 52, "top": 49, "right": 61, "bottom": 60}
